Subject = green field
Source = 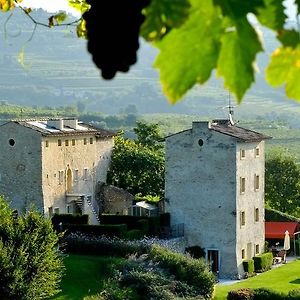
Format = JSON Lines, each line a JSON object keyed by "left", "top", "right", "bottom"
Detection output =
{"left": 52, "top": 254, "right": 124, "bottom": 300}
{"left": 214, "top": 259, "right": 300, "bottom": 300}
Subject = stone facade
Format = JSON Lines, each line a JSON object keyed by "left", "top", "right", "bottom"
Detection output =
{"left": 165, "top": 120, "right": 270, "bottom": 278}
{"left": 0, "top": 119, "right": 114, "bottom": 224}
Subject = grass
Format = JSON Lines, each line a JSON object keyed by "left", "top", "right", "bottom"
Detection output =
{"left": 214, "top": 259, "right": 300, "bottom": 300}
{"left": 52, "top": 254, "right": 125, "bottom": 300}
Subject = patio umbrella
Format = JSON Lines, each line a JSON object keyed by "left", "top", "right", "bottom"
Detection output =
{"left": 284, "top": 230, "right": 290, "bottom": 251}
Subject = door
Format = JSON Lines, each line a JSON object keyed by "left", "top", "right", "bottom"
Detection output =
{"left": 207, "top": 249, "right": 220, "bottom": 273}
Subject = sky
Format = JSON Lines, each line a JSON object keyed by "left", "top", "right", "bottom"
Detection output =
{"left": 21, "top": 0, "right": 298, "bottom": 20}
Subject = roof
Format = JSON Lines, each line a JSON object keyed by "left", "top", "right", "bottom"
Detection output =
{"left": 210, "top": 120, "right": 271, "bottom": 142}
{"left": 265, "top": 222, "right": 299, "bottom": 239}
{"left": 135, "top": 201, "right": 157, "bottom": 211}
{"left": 7, "top": 119, "right": 114, "bottom": 138}
{"left": 164, "top": 120, "right": 271, "bottom": 142}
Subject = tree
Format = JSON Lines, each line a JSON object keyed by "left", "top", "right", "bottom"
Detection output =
{"left": 0, "top": 197, "right": 64, "bottom": 299}
{"left": 265, "top": 151, "right": 300, "bottom": 215}
{"left": 133, "top": 121, "right": 163, "bottom": 150}
{"left": 2, "top": 0, "right": 300, "bottom": 105}
{"left": 107, "top": 124, "right": 164, "bottom": 197}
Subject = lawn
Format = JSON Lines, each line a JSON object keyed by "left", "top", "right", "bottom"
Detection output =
{"left": 51, "top": 254, "right": 125, "bottom": 300}
{"left": 214, "top": 259, "right": 300, "bottom": 300}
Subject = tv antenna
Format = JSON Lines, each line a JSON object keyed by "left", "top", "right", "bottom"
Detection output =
{"left": 228, "top": 92, "right": 235, "bottom": 125}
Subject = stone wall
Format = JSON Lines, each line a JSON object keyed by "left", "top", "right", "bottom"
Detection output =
{"left": 0, "top": 122, "right": 44, "bottom": 212}
{"left": 97, "top": 182, "right": 134, "bottom": 215}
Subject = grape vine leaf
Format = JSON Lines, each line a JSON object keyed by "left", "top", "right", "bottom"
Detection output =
{"left": 277, "top": 29, "right": 300, "bottom": 48}
{"left": 141, "top": 0, "right": 190, "bottom": 41}
{"left": 256, "top": 0, "right": 286, "bottom": 30}
{"left": 76, "top": 19, "right": 87, "bottom": 38}
{"left": 213, "top": 0, "right": 264, "bottom": 18}
{"left": 0, "top": 0, "right": 15, "bottom": 11}
{"left": 68, "top": 0, "right": 90, "bottom": 13}
{"left": 295, "top": 0, "right": 300, "bottom": 14}
{"left": 217, "top": 18, "right": 263, "bottom": 102}
{"left": 266, "top": 46, "right": 300, "bottom": 100}
{"left": 154, "top": 0, "right": 222, "bottom": 103}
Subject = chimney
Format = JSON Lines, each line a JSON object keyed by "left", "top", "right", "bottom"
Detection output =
{"left": 64, "top": 118, "right": 78, "bottom": 130}
{"left": 47, "top": 119, "right": 64, "bottom": 130}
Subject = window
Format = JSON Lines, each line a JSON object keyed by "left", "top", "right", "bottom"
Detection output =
{"left": 45, "top": 140, "right": 49, "bottom": 147}
{"left": 83, "top": 168, "right": 88, "bottom": 180}
{"left": 72, "top": 139, "right": 75, "bottom": 146}
{"left": 74, "top": 169, "right": 79, "bottom": 181}
{"left": 9, "top": 138, "right": 15, "bottom": 146}
{"left": 255, "top": 147, "right": 260, "bottom": 157}
{"left": 242, "top": 249, "right": 245, "bottom": 259}
{"left": 240, "top": 211, "right": 245, "bottom": 226}
{"left": 58, "top": 170, "right": 64, "bottom": 185}
{"left": 66, "top": 205, "right": 72, "bottom": 214}
{"left": 255, "top": 174, "right": 260, "bottom": 190}
{"left": 65, "top": 140, "right": 69, "bottom": 146}
{"left": 58, "top": 139, "right": 62, "bottom": 146}
{"left": 84, "top": 138, "right": 87, "bottom": 145}
{"left": 240, "top": 149, "right": 246, "bottom": 159}
{"left": 240, "top": 177, "right": 246, "bottom": 194}
{"left": 90, "top": 137, "right": 93, "bottom": 144}
{"left": 54, "top": 207, "right": 59, "bottom": 214}
{"left": 48, "top": 207, "right": 53, "bottom": 217}
{"left": 255, "top": 208, "right": 259, "bottom": 222}
{"left": 255, "top": 244, "right": 260, "bottom": 254}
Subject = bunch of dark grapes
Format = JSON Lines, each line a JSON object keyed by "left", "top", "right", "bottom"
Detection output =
{"left": 83, "top": 0, "right": 151, "bottom": 80}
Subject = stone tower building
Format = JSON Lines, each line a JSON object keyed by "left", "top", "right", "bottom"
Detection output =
{"left": 0, "top": 118, "right": 114, "bottom": 224}
{"left": 164, "top": 120, "right": 270, "bottom": 278}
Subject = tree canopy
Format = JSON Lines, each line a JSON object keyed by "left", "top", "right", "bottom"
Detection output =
{"left": 265, "top": 150, "right": 300, "bottom": 215}
{"left": 107, "top": 122, "right": 164, "bottom": 197}
{"left": 1, "top": 0, "right": 300, "bottom": 104}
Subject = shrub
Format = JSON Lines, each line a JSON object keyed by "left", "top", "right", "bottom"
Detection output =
{"left": 52, "top": 213, "right": 89, "bottom": 231}
{"left": 137, "top": 219, "right": 150, "bottom": 235}
{"left": 62, "top": 233, "right": 149, "bottom": 256}
{"left": 0, "top": 197, "right": 64, "bottom": 299}
{"left": 126, "top": 229, "right": 145, "bottom": 240}
{"left": 253, "top": 252, "right": 273, "bottom": 272}
{"left": 63, "top": 224, "right": 127, "bottom": 238}
{"left": 185, "top": 246, "right": 206, "bottom": 259}
{"left": 160, "top": 213, "right": 171, "bottom": 227}
{"left": 287, "top": 288, "right": 300, "bottom": 300}
{"left": 253, "top": 288, "right": 284, "bottom": 300}
{"left": 243, "top": 259, "right": 254, "bottom": 274}
{"left": 148, "top": 245, "right": 215, "bottom": 299}
{"left": 227, "top": 288, "right": 254, "bottom": 300}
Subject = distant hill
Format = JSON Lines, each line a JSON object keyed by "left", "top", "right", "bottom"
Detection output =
{"left": 1, "top": 9, "right": 300, "bottom": 120}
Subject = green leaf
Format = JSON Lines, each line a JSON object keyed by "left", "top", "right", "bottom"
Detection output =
{"left": 256, "top": 0, "right": 286, "bottom": 30}
{"left": 277, "top": 29, "right": 300, "bottom": 48}
{"left": 68, "top": 0, "right": 90, "bottom": 13}
{"left": 53, "top": 12, "right": 67, "bottom": 24}
{"left": 154, "top": 0, "right": 223, "bottom": 103}
{"left": 76, "top": 19, "right": 87, "bottom": 39}
{"left": 213, "top": 0, "right": 264, "bottom": 18}
{"left": 266, "top": 46, "right": 300, "bottom": 101}
{"left": 295, "top": 0, "right": 300, "bottom": 14}
{"left": 141, "top": 0, "right": 191, "bottom": 41}
{"left": 217, "top": 18, "right": 263, "bottom": 102}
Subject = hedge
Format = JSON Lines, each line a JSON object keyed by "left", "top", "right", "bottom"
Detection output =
{"left": 227, "top": 288, "right": 284, "bottom": 300}
{"left": 63, "top": 223, "right": 127, "bottom": 238}
{"left": 126, "top": 229, "right": 145, "bottom": 240}
{"left": 100, "top": 215, "right": 161, "bottom": 236}
{"left": 137, "top": 219, "right": 149, "bottom": 235}
{"left": 253, "top": 252, "right": 273, "bottom": 272}
{"left": 52, "top": 214, "right": 89, "bottom": 231}
{"left": 243, "top": 259, "right": 254, "bottom": 274}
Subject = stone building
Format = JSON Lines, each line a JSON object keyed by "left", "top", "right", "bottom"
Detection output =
{"left": 164, "top": 120, "right": 270, "bottom": 278}
{"left": 0, "top": 118, "right": 114, "bottom": 224}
